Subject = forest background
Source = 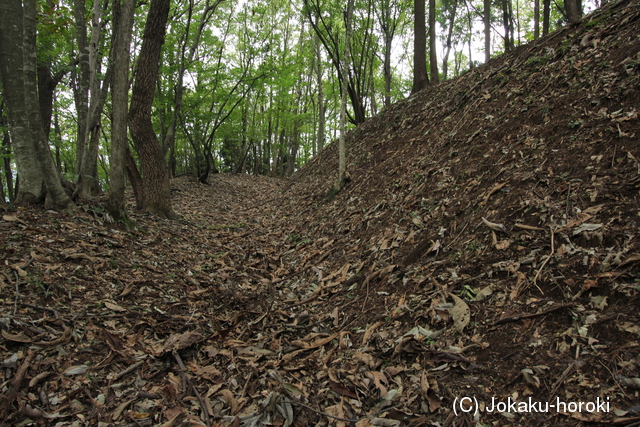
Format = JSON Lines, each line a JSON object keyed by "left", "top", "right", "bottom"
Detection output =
{"left": 0, "top": 0, "right": 600, "bottom": 217}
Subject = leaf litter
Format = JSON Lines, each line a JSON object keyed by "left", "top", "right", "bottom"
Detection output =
{"left": 2, "top": 1, "right": 640, "bottom": 425}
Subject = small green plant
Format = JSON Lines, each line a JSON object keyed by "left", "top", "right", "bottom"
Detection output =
{"left": 460, "top": 285, "right": 476, "bottom": 300}
{"left": 31, "top": 277, "right": 52, "bottom": 297}
{"left": 568, "top": 119, "right": 583, "bottom": 129}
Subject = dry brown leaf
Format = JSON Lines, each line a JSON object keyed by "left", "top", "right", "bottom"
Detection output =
{"left": 556, "top": 212, "right": 593, "bottom": 233}
{"left": 30, "top": 251, "right": 53, "bottom": 263}
{"left": 362, "top": 321, "right": 384, "bottom": 345}
{"left": 495, "top": 239, "right": 511, "bottom": 250}
{"left": 162, "top": 331, "right": 204, "bottom": 352}
{"left": 367, "top": 371, "right": 388, "bottom": 398}
{"left": 217, "top": 389, "right": 239, "bottom": 414}
{"left": 482, "top": 217, "right": 508, "bottom": 233}
{"left": 104, "top": 301, "right": 126, "bottom": 312}
{"left": 420, "top": 370, "right": 430, "bottom": 395}
{"left": 2, "top": 330, "right": 33, "bottom": 343}
{"left": 450, "top": 294, "right": 470, "bottom": 333}
{"left": 353, "top": 351, "right": 376, "bottom": 368}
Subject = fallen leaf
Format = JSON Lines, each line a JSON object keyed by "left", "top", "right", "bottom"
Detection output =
{"left": 2, "top": 330, "right": 33, "bottom": 343}
{"left": 104, "top": 301, "right": 126, "bottom": 312}
{"left": 450, "top": 294, "right": 471, "bottom": 333}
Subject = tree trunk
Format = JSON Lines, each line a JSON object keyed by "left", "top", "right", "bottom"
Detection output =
{"left": 411, "top": 0, "right": 428, "bottom": 94}
{"left": 72, "top": 0, "right": 90, "bottom": 177}
{"left": 315, "top": 36, "right": 326, "bottom": 153}
{"left": 441, "top": 0, "right": 458, "bottom": 81}
{"left": 107, "top": 0, "right": 136, "bottom": 224}
{"left": 334, "top": 0, "right": 353, "bottom": 192}
{"left": 543, "top": 0, "right": 551, "bottom": 35}
{"left": 484, "top": 0, "right": 491, "bottom": 63}
{"left": 0, "top": 0, "right": 73, "bottom": 209}
{"left": 501, "top": 0, "right": 515, "bottom": 51}
{"left": 566, "top": 0, "right": 582, "bottom": 24}
{"left": 75, "top": 0, "right": 114, "bottom": 199}
{"left": 428, "top": 0, "right": 439, "bottom": 84}
{"left": 0, "top": 106, "right": 15, "bottom": 202}
{"left": 128, "top": 0, "right": 178, "bottom": 219}
{"left": 534, "top": 0, "right": 540, "bottom": 39}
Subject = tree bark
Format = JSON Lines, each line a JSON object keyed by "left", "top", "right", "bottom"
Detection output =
{"left": 441, "top": 0, "right": 458, "bottom": 81}
{"left": 0, "top": 0, "right": 73, "bottom": 209}
{"left": 334, "top": 0, "right": 353, "bottom": 192}
{"left": 315, "top": 35, "right": 326, "bottom": 153}
{"left": 128, "top": 0, "right": 178, "bottom": 219}
{"left": 543, "top": 0, "right": 551, "bottom": 35}
{"left": 411, "top": 0, "right": 428, "bottom": 94}
{"left": 107, "top": 0, "right": 136, "bottom": 224}
{"left": 428, "top": 0, "right": 439, "bottom": 84}
{"left": 0, "top": 105, "right": 15, "bottom": 202}
{"left": 565, "top": 0, "right": 582, "bottom": 24}
{"left": 75, "top": 0, "right": 114, "bottom": 199}
{"left": 534, "top": 0, "right": 540, "bottom": 39}
{"left": 484, "top": 0, "right": 491, "bottom": 63}
{"left": 501, "top": 0, "right": 515, "bottom": 51}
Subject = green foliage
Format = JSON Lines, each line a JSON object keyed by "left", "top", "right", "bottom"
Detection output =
{"left": 0, "top": 0, "right": 600, "bottom": 204}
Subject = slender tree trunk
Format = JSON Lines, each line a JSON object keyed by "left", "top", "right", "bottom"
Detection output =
{"left": 107, "top": 0, "right": 136, "bottom": 224}
{"left": 534, "top": 0, "right": 540, "bottom": 39}
{"left": 441, "top": 0, "right": 458, "bottom": 81}
{"left": 502, "top": 0, "right": 514, "bottom": 51}
{"left": 0, "top": 0, "right": 73, "bottom": 209}
{"left": 315, "top": 36, "right": 326, "bottom": 154}
{"left": 75, "top": 0, "right": 115, "bottom": 199}
{"left": 543, "top": 0, "right": 551, "bottom": 35}
{"left": 484, "top": 0, "right": 491, "bottom": 63}
{"left": 428, "top": 0, "right": 439, "bottom": 84}
{"left": 164, "top": 0, "right": 223, "bottom": 179}
{"left": 334, "top": 0, "right": 353, "bottom": 192}
{"left": 128, "top": 0, "right": 178, "bottom": 219}
{"left": 411, "top": 0, "right": 428, "bottom": 94}
{"left": 73, "top": 0, "right": 90, "bottom": 176}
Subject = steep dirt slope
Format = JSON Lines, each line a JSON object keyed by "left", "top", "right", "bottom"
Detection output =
{"left": 274, "top": 0, "right": 640, "bottom": 424}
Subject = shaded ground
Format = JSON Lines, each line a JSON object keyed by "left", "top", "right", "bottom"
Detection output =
{"left": 2, "top": 0, "right": 640, "bottom": 425}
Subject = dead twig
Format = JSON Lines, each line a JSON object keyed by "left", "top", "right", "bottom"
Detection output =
{"left": 0, "top": 350, "right": 36, "bottom": 420}
{"left": 549, "top": 360, "right": 579, "bottom": 400}
{"left": 13, "top": 270, "right": 19, "bottom": 316}
{"left": 115, "top": 360, "right": 145, "bottom": 381}
{"left": 173, "top": 351, "right": 211, "bottom": 427}
{"left": 489, "top": 303, "right": 574, "bottom": 326}
{"left": 532, "top": 226, "right": 556, "bottom": 293}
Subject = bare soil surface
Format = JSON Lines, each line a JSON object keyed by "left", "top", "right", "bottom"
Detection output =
{"left": 2, "top": 1, "right": 640, "bottom": 426}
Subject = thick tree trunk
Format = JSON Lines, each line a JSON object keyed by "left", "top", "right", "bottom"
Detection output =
{"left": 128, "top": 0, "right": 178, "bottom": 219}
{"left": 0, "top": 108, "right": 15, "bottom": 202}
{"left": 412, "top": 0, "right": 428, "bottom": 94}
{"left": 0, "top": 0, "right": 73, "bottom": 209}
{"left": 107, "top": 0, "right": 136, "bottom": 224}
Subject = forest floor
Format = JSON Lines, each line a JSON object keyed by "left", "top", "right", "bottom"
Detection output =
{"left": 2, "top": 0, "right": 640, "bottom": 426}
